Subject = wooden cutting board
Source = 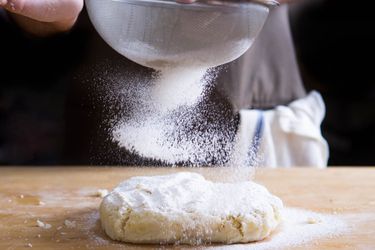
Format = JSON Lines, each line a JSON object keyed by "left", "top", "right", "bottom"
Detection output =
{"left": 0, "top": 167, "right": 374, "bottom": 249}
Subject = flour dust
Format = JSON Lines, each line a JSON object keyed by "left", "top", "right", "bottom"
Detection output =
{"left": 111, "top": 65, "right": 240, "bottom": 166}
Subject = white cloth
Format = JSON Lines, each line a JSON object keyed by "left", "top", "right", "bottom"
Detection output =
{"left": 231, "top": 91, "right": 329, "bottom": 168}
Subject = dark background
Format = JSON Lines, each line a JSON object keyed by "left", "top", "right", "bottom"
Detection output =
{"left": 290, "top": 0, "right": 375, "bottom": 165}
{"left": 0, "top": 0, "right": 374, "bottom": 165}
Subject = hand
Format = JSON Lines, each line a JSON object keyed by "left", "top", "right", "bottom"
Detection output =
{"left": 0, "top": 0, "right": 83, "bottom": 36}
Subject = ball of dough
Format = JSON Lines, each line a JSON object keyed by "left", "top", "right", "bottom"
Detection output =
{"left": 100, "top": 172, "right": 283, "bottom": 245}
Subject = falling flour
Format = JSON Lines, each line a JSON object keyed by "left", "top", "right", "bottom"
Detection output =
{"left": 149, "top": 66, "right": 207, "bottom": 113}
{"left": 109, "top": 37, "right": 253, "bottom": 166}
{"left": 111, "top": 63, "right": 238, "bottom": 166}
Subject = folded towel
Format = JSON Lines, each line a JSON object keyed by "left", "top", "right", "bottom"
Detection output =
{"left": 230, "top": 91, "right": 329, "bottom": 168}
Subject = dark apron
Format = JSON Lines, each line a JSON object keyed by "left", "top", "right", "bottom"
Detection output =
{"left": 216, "top": 5, "right": 306, "bottom": 111}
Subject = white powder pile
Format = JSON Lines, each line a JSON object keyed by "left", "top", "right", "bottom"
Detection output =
{"left": 81, "top": 210, "right": 113, "bottom": 247}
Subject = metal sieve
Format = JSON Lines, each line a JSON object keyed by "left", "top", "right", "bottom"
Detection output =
{"left": 86, "top": 0, "right": 277, "bottom": 69}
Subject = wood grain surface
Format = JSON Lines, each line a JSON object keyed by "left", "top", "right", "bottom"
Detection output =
{"left": 0, "top": 167, "right": 374, "bottom": 249}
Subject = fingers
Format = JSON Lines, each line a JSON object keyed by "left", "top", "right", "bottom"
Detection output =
{"left": 1, "top": 0, "right": 83, "bottom": 23}
{"left": 1, "top": 0, "right": 83, "bottom": 35}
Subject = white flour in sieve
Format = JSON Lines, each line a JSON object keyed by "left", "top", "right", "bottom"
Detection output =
{"left": 119, "top": 39, "right": 253, "bottom": 70}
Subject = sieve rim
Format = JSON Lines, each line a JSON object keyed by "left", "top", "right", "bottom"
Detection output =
{"left": 109, "top": 0, "right": 277, "bottom": 11}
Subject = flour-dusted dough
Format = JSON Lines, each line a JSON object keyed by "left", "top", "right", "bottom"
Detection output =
{"left": 100, "top": 172, "right": 283, "bottom": 245}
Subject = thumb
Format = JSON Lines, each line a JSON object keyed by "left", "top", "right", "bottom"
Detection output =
{"left": 1, "top": 0, "right": 83, "bottom": 23}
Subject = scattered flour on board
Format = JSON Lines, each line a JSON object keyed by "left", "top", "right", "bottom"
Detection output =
{"left": 223, "top": 207, "right": 351, "bottom": 250}
{"left": 64, "top": 220, "right": 76, "bottom": 228}
{"left": 36, "top": 219, "right": 51, "bottom": 229}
